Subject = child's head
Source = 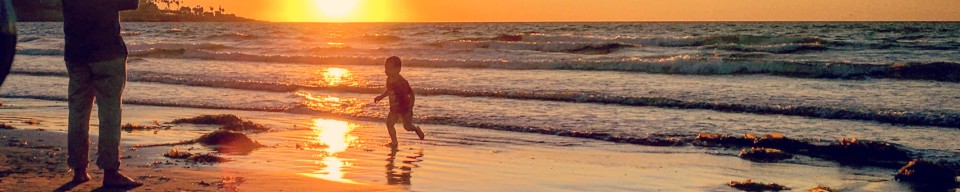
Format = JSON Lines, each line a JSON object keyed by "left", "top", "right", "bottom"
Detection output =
{"left": 384, "top": 56, "right": 402, "bottom": 76}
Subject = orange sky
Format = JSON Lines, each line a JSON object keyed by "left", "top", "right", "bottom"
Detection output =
{"left": 177, "top": 0, "right": 960, "bottom": 22}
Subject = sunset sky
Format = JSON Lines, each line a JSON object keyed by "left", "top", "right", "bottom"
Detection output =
{"left": 176, "top": 0, "right": 960, "bottom": 22}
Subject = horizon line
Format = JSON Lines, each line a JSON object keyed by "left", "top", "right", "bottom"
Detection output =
{"left": 265, "top": 20, "right": 960, "bottom": 23}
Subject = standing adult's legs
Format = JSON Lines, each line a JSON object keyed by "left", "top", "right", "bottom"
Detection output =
{"left": 65, "top": 63, "right": 95, "bottom": 182}
{"left": 90, "top": 57, "right": 126, "bottom": 171}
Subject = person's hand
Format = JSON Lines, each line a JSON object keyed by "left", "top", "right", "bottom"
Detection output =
{"left": 374, "top": 95, "right": 385, "bottom": 103}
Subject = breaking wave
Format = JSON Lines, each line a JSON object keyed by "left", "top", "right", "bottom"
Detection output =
{"left": 430, "top": 41, "right": 634, "bottom": 54}
{"left": 10, "top": 69, "right": 960, "bottom": 128}
{"left": 503, "top": 33, "right": 822, "bottom": 47}
{"left": 15, "top": 44, "right": 960, "bottom": 82}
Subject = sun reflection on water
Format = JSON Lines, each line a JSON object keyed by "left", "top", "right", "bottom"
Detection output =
{"left": 294, "top": 91, "right": 364, "bottom": 114}
{"left": 320, "top": 67, "right": 353, "bottom": 86}
{"left": 300, "top": 119, "right": 360, "bottom": 184}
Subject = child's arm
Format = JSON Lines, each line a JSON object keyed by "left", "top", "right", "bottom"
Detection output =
{"left": 374, "top": 87, "right": 392, "bottom": 103}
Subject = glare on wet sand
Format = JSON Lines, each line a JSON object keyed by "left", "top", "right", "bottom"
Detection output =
{"left": 300, "top": 119, "right": 360, "bottom": 184}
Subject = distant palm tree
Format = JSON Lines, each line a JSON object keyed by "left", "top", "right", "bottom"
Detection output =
{"left": 193, "top": 5, "right": 204, "bottom": 15}
{"left": 162, "top": 0, "right": 173, "bottom": 10}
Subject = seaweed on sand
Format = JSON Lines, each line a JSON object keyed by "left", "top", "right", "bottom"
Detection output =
{"left": 121, "top": 123, "right": 170, "bottom": 132}
{"left": 895, "top": 159, "right": 959, "bottom": 191}
{"left": 695, "top": 132, "right": 913, "bottom": 168}
{"left": 145, "top": 130, "right": 264, "bottom": 154}
{"left": 814, "top": 137, "right": 912, "bottom": 166}
{"left": 807, "top": 185, "right": 837, "bottom": 192}
{"left": 738, "top": 147, "right": 793, "bottom": 162}
{"left": 195, "top": 130, "right": 263, "bottom": 149}
{"left": 164, "top": 147, "right": 193, "bottom": 158}
{"left": 727, "top": 179, "right": 790, "bottom": 191}
{"left": 163, "top": 147, "right": 229, "bottom": 163}
{"left": 0, "top": 123, "right": 14, "bottom": 129}
{"left": 171, "top": 114, "right": 270, "bottom": 132}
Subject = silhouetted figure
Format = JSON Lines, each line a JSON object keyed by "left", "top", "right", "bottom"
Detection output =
{"left": 0, "top": 0, "right": 15, "bottom": 87}
{"left": 374, "top": 56, "right": 425, "bottom": 147}
{"left": 61, "top": 0, "right": 142, "bottom": 188}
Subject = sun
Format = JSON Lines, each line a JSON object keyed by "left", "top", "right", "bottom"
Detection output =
{"left": 315, "top": 0, "right": 360, "bottom": 18}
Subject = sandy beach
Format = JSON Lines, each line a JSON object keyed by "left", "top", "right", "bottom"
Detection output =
{"left": 0, "top": 97, "right": 924, "bottom": 191}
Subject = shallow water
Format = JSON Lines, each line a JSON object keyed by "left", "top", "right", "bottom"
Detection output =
{"left": 0, "top": 98, "right": 915, "bottom": 191}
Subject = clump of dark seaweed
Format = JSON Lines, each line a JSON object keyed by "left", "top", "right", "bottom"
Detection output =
{"left": 695, "top": 132, "right": 914, "bottom": 168}
{"left": 739, "top": 147, "right": 793, "bottom": 162}
{"left": 815, "top": 137, "right": 912, "bottom": 166}
{"left": 807, "top": 185, "right": 837, "bottom": 192}
{"left": 143, "top": 130, "right": 263, "bottom": 154}
{"left": 0, "top": 123, "right": 15, "bottom": 129}
{"left": 164, "top": 147, "right": 193, "bottom": 159}
{"left": 895, "top": 159, "right": 959, "bottom": 191}
{"left": 189, "top": 153, "right": 229, "bottom": 163}
{"left": 195, "top": 130, "right": 263, "bottom": 149}
{"left": 163, "top": 147, "right": 229, "bottom": 163}
{"left": 121, "top": 122, "right": 171, "bottom": 132}
{"left": 728, "top": 179, "right": 790, "bottom": 191}
{"left": 752, "top": 133, "right": 813, "bottom": 152}
{"left": 695, "top": 132, "right": 754, "bottom": 146}
{"left": 171, "top": 114, "right": 242, "bottom": 125}
{"left": 171, "top": 114, "right": 270, "bottom": 132}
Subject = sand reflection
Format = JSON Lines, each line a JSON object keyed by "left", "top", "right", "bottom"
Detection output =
{"left": 301, "top": 119, "right": 360, "bottom": 184}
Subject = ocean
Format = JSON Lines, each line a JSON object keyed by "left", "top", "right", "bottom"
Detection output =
{"left": 4, "top": 22, "right": 960, "bottom": 173}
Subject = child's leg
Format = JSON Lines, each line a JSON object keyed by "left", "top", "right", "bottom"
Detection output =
{"left": 401, "top": 111, "right": 425, "bottom": 140}
{"left": 386, "top": 112, "right": 399, "bottom": 147}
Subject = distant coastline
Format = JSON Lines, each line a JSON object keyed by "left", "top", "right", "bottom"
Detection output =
{"left": 12, "top": 0, "right": 259, "bottom": 22}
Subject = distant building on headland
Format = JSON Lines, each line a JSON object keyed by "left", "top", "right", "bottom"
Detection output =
{"left": 11, "top": 0, "right": 258, "bottom": 22}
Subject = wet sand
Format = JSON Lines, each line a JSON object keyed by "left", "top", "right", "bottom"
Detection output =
{"left": 0, "top": 98, "right": 920, "bottom": 191}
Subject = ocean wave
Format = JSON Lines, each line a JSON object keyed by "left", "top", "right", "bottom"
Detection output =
{"left": 10, "top": 69, "right": 960, "bottom": 128}
{"left": 430, "top": 40, "right": 634, "bottom": 54}
{"left": 125, "top": 43, "right": 233, "bottom": 57}
{"left": 15, "top": 48, "right": 63, "bottom": 56}
{"left": 16, "top": 36, "right": 42, "bottom": 42}
{"left": 203, "top": 33, "right": 259, "bottom": 40}
{"left": 443, "top": 33, "right": 829, "bottom": 54}
{"left": 824, "top": 39, "right": 960, "bottom": 51}
{"left": 15, "top": 48, "right": 960, "bottom": 82}
{"left": 349, "top": 34, "right": 403, "bottom": 42}
{"left": 127, "top": 42, "right": 232, "bottom": 51}
{"left": 497, "top": 33, "right": 822, "bottom": 47}
{"left": 18, "top": 43, "right": 233, "bottom": 57}
{"left": 322, "top": 34, "right": 403, "bottom": 43}
{"left": 707, "top": 43, "right": 828, "bottom": 54}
